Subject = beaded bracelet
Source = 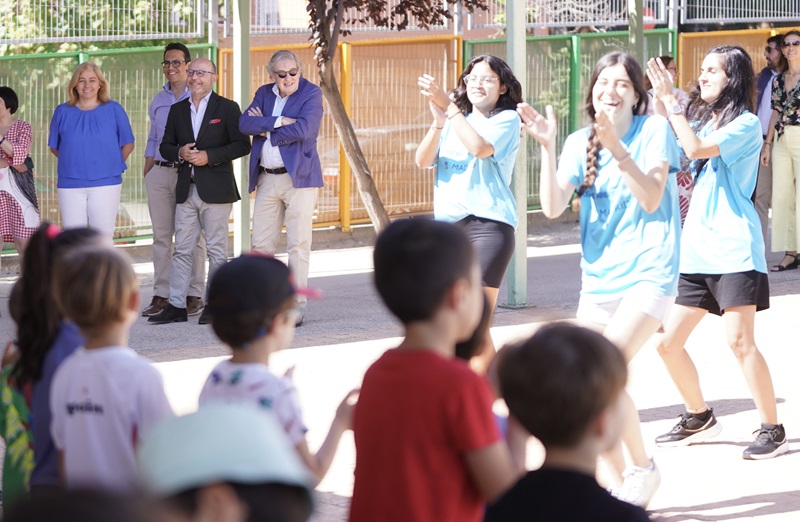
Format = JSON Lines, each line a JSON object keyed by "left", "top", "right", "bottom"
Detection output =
{"left": 615, "top": 152, "right": 632, "bottom": 164}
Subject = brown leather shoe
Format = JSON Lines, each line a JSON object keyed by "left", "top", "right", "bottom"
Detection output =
{"left": 142, "top": 296, "right": 168, "bottom": 317}
{"left": 186, "top": 296, "right": 205, "bottom": 316}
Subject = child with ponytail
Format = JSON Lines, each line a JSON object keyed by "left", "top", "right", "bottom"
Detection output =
{"left": 1, "top": 223, "right": 103, "bottom": 502}
{"left": 518, "top": 52, "right": 681, "bottom": 508}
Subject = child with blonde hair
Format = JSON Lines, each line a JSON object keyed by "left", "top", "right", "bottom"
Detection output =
{"left": 50, "top": 246, "right": 173, "bottom": 492}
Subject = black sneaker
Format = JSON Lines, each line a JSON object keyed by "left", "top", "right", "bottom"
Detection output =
{"left": 743, "top": 423, "right": 789, "bottom": 460}
{"left": 148, "top": 303, "right": 188, "bottom": 324}
{"left": 655, "top": 409, "right": 722, "bottom": 447}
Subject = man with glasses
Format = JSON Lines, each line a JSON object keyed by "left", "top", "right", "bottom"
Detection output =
{"left": 755, "top": 34, "right": 784, "bottom": 247}
{"left": 240, "top": 50, "right": 324, "bottom": 327}
{"left": 142, "top": 43, "right": 207, "bottom": 318}
{"left": 149, "top": 57, "right": 251, "bottom": 325}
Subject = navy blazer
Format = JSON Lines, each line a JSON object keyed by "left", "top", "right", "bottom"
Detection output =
{"left": 239, "top": 76, "right": 324, "bottom": 192}
{"left": 160, "top": 92, "right": 251, "bottom": 205}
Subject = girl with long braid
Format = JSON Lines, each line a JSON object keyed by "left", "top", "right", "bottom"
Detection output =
{"left": 518, "top": 52, "right": 681, "bottom": 508}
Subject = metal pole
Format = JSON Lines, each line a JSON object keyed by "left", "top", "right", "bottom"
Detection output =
{"left": 629, "top": 0, "right": 645, "bottom": 65}
{"left": 505, "top": 0, "right": 527, "bottom": 307}
{"left": 232, "top": 0, "right": 250, "bottom": 256}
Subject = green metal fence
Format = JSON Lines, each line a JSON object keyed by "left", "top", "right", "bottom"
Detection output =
{"left": 465, "top": 28, "right": 675, "bottom": 208}
{"left": 0, "top": 43, "right": 214, "bottom": 238}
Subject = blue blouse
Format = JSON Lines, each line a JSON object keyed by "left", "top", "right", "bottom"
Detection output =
{"left": 48, "top": 101, "right": 135, "bottom": 189}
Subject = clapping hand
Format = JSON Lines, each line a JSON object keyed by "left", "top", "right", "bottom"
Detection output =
{"left": 594, "top": 111, "right": 622, "bottom": 154}
{"left": 646, "top": 58, "right": 675, "bottom": 102}
{"left": 418, "top": 74, "right": 452, "bottom": 111}
{"left": 517, "top": 103, "right": 558, "bottom": 146}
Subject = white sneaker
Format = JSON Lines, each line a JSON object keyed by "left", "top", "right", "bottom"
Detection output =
{"left": 615, "top": 459, "right": 661, "bottom": 508}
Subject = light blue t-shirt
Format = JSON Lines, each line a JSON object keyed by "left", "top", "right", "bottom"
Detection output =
{"left": 434, "top": 109, "right": 521, "bottom": 228}
{"left": 48, "top": 101, "right": 135, "bottom": 189}
{"left": 680, "top": 112, "right": 767, "bottom": 274}
{"left": 558, "top": 115, "right": 681, "bottom": 299}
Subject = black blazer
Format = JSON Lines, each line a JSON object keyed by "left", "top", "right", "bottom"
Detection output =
{"left": 160, "top": 91, "right": 251, "bottom": 204}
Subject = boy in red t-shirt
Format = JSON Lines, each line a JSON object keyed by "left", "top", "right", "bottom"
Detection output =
{"left": 349, "top": 219, "right": 517, "bottom": 522}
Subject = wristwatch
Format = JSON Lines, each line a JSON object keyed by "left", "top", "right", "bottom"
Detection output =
{"left": 668, "top": 103, "right": 683, "bottom": 117}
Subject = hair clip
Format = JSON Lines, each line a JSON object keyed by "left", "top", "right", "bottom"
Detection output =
{"left": 46, "top": 224, "right": 62, "bottom": 240}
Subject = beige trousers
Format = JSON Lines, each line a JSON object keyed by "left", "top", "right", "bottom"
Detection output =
{"left": 771, "top": 126, "right": 800, "bottom": 252}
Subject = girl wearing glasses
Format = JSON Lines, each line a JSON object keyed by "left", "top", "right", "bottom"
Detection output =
{"left": 762, "top": 30, "right": 800, "bottom": 271}
{"left": 647, "top": 46, "right": 787, "bottom": 460}
{"left": 518, "top": 52, "right": 681, "bottom": 507}
{"left": 48, "top": 62, "right": 134, "bottom": 240}
{"left": 415, "top": 55, "right": 522, "bottom": 371}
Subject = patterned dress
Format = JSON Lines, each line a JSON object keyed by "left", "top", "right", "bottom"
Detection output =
{"left": 0, "top": 119, "right": 39, "bottom": 242}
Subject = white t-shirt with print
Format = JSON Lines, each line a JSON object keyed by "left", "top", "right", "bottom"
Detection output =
{"left": 50, "top": 346, "right": 174, "bottom": 493}
{"left": 198, "top": 360, "right": 307, "bottom": 445}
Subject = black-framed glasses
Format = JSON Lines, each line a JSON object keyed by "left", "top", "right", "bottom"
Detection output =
{"left": 765, "top": 46, "right": 779, "bottom": 53}
{"left": 161, "top": 59, "right": 186, "bottom": 68}
{"left": 274, "top": 69, "right": 299, "bottom": 79}
{"left": 782, "top": 40, "right": 800, "bottom": 48}
{"left": 187, "top": 69, "right": 215, "bottom": 78}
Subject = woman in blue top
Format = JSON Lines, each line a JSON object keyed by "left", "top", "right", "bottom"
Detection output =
{"left": 48, "top": 62, "right": 135, "bottom": 240}
{"left": 519, "top": 52, "right": 681, "bottom": 508}
{"left": 647, "top": 47, "right": 787, "bottom": 460}
{"left": 415, "top": 55, "right": 522, "bottom": 368}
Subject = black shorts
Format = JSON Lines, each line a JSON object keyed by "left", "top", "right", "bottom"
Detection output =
{"left": 456, "top": 215, "right": 515, "bottom": 289}
{"left": 676, "top": 271, "right": 770, "bottom": 316}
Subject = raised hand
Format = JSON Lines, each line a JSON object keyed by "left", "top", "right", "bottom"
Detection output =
{"left": 594, "top": 111, "right": 622, "bottom": 153}
{"left": 517, "top": 103, "right": 558, "bottom": 146}
{"left": 418, "top": 74, "right": 452, "bottom": 111}
{"left": 646, "top": 57, "right": 674, "bottom": 102}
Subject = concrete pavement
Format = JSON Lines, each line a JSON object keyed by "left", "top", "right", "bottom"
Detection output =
{"left": 1, "top": 217, "right": 799, "bottom": 520}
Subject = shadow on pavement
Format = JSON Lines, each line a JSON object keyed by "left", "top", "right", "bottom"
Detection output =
{"left": 653, "top": 490, "right": 800, "bottom": 521}
{"left": 639, "top": 398, "right": 787, "bottom": 423}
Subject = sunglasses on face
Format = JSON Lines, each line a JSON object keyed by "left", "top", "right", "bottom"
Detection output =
{"left": 274, "top": 69, "right": 299, "bottom": 79}
{"left": 161, "top": 60, "right": 186, "bottom": 68}
{"left": 782, "top": 40, "right": 800, "bottom": 48}
{"left": 765, "top": 46, "right": 779, "bottom": 53}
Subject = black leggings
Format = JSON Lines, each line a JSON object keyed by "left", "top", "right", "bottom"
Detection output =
{"left": 456, "top": 215, "right": 516, "bottom": 288}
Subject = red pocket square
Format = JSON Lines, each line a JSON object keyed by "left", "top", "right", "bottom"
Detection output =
{"left": 209, "top": 118, "right": 222, "bottom": 124}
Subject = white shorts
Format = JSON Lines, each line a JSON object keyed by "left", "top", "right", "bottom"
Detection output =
{"left": 576, "top": 291, "right": 675, "bottom": 327}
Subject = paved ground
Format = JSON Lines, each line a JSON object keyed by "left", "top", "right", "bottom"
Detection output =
{"left": 1, "top": 216, "right": 799, "bottom": 520}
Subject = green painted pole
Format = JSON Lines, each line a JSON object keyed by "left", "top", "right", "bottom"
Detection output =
{"left": 505, "top": 0, "right": 527, "bottom": 307}
{"left": 628, "top": 0, "right": 645, "bottom": 65}
{"left": 232, "top": 0, "right": 250, "bottom": 256}
{"left": 569, "top": 35, "right": 581, "bottom": 134}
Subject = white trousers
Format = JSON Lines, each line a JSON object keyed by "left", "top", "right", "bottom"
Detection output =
{"left": 58, "top": 184, "right": 122, "bottom": 241}
{"left": 251, "top": 172, "right": 317, "bottom": 305}
{"left": 771, "top": 126, "right": 800, "bottom": 252}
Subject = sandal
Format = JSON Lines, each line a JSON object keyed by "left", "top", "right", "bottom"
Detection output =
{"left": 770, "top": 254, "right": 800, "bottom": 272}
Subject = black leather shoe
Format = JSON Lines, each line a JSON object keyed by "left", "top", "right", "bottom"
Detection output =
{"left": 148, "top": 303, "right": 188, "bottom": 324}
{"left": 198, "top": 308, "right": 211, "bottom": 325}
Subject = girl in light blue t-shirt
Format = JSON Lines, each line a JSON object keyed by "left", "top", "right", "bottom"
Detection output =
{"left": 415, "top": 55, "right": 522, "bottom": 368}
{"left": 519, "top": 52, "right": 681, "bottom": 508}
{"left": 647, "top": 46, "right": 787, "bottom": 461}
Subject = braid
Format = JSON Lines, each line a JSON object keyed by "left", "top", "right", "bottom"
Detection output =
{"left": 578, "top": 125, "right": 601, "bottom": 196}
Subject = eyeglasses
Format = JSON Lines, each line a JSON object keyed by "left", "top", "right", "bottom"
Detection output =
{"left": 765, "top": 46, "right": 779, "bottom": 53}
{"left": 464, "top": 74, "right": 499, "bottom": 86}
{"left": 187, "top": 69, "right": 215, "bottom": 78}
{"left": 161, "top": 60, "right": 186, "bottom": 68}
{"left": 782, "top": 40, "right": 800, "bottom": 48}
{"left": 274, "top": 69, "right": 299, "bottom": 79}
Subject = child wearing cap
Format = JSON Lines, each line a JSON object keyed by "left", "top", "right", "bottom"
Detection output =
{"left": 485, "top": 323, "right": 650, "bottom": 521}
{"left": 199, "top": 254, "right": 357, "bottom": 485}
{"left": 349, "top": 219, "right": 518, "bottom": 522}
{"left": 49, "top": 246, "right": 174, "bottom": 492}
{"left": 137, "top": 403, "right": 314, "bottom": 522}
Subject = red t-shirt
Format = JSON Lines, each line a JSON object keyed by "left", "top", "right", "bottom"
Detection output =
{"left": 349, "top": 348, "right": 501, "bottom": 522}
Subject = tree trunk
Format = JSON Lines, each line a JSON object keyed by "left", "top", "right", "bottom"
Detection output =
{"left": 318, "top": 60, "right": 392, "bottom": 233}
